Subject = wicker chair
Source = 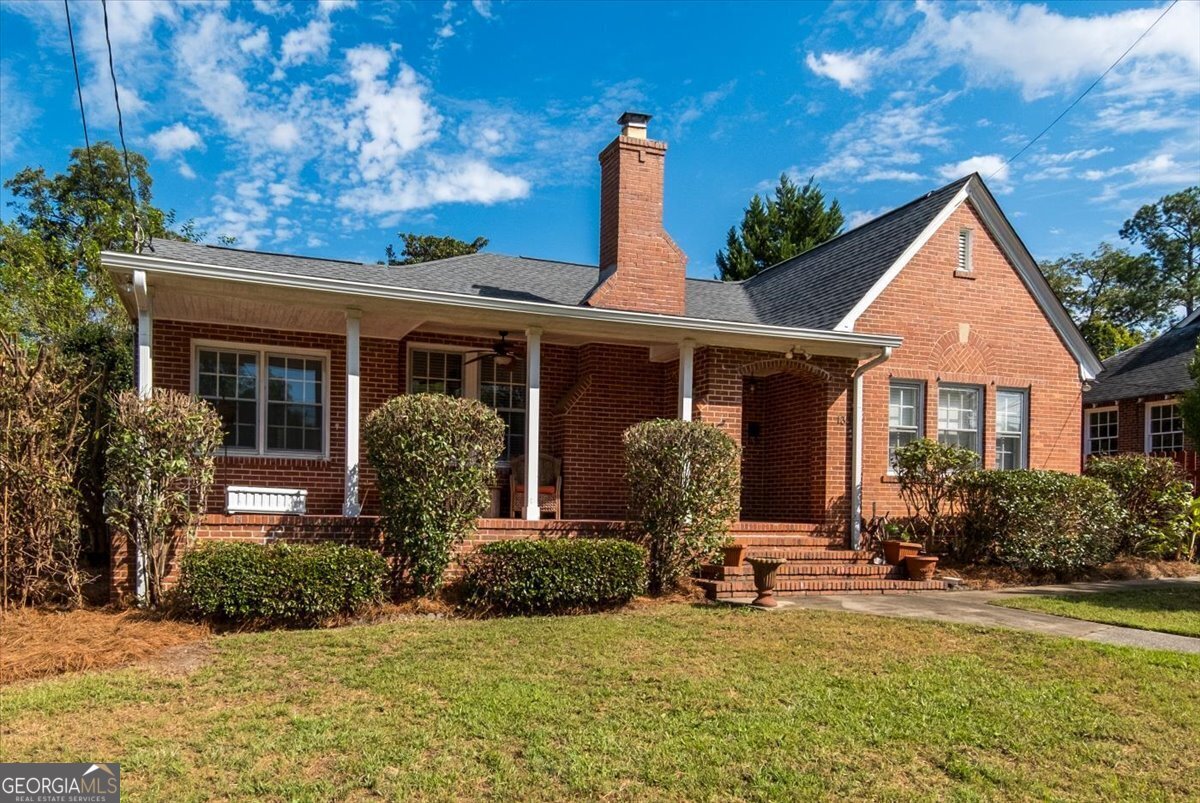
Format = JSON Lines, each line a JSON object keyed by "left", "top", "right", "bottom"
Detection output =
{"left": 509, "top": 454, "right": 562, "bottom": 519}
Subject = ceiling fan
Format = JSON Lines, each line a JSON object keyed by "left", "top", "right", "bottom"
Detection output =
{"left": 464, "top": 331, "right": 523, "bottom": 367}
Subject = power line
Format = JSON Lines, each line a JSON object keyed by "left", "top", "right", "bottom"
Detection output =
{"left": 989, "top": 0, "right": 1178, "bottom": 179}
{"left": 100, "top": 0, "right": 145, "bottom": 251}
{"left": 63, "top": 0, "right": 98, "bottom": 216}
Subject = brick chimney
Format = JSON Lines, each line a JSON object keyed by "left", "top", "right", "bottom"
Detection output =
{"left": 586, "top": 112, "right": 688, "bottom": 316}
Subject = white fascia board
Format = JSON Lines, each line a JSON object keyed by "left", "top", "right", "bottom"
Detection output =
{"left": 833, "top": 178, "right": 1102, "bottom": 381}
{"left": 834, "top": 185, "right": 970, "bottom": 333}
{"left": 101, "top": 250, "right": 902, "bottom": 351}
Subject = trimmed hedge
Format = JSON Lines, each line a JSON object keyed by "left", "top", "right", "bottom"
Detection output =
{"left": 463, "top": 538, "right": 648, "bottom": 615}
{"left": 177, "top": 542, "right": 387, "bottom": 626}
{"left": 1084, "top": 454, "right": 1192, "bottom": 558}
{"left": 957, "top": 469, "right": 1121, "bottom": 575}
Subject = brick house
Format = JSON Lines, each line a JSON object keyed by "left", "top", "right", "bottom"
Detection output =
{"left": 102, "top": 112, "right": 1100, "bottom": 598}
{"left": 1082, "top": 312, "right": 1200, "bottom": 484}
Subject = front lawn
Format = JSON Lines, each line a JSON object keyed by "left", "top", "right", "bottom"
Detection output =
{"left": 2, "top": 605, "right": 1198, "bottom": 801}
{"left": 993, "top": 583, "right": 1200, "bottom": 638}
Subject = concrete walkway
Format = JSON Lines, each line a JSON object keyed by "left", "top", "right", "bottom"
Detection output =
{"left": 780, "top": 577, "right": 1200, "bottom": 654}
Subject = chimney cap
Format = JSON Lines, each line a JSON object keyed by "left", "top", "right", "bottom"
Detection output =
{"left": 618, "top": 111, "right": 652, "bottom": 138}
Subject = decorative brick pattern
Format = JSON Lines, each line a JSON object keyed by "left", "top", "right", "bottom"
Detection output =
{"left": 854, "top": 200, "right": 1086, "bottom": 517}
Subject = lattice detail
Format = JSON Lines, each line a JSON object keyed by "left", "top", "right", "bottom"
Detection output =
{"left": 554, "top": 373, "right": 592, "bottom": 415}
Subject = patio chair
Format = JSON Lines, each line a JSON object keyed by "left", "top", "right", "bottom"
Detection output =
{"left": 509, "top": 454, "right": 562, "bottom": 519}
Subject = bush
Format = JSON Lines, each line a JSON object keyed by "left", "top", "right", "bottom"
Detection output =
{"left": 106, "top": 389, "right": 224, "bottom": 607}
{"left": 957, "top": 469, "right": 1121, "bottom": 575}
{"left": 624, "top": 419, "right": 740, "bottom": 594}
{"left": 893, "top": 439, "right": 978, "bottom": 550}
{"left": 464, "top": 538, "right": 647, "bottom": 614}
{"left": 177, "top": 542, "right": 387, "bottom": 626}
{"left": 1084, "top": 454, "right": 1192, "bottom": 558}
{"left": 363, "top": 394, "right": 505, "bottom": 595}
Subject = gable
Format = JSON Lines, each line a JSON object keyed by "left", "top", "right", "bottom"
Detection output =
{"left": 839, "top": 177, "right": 1101, "bottom": 380}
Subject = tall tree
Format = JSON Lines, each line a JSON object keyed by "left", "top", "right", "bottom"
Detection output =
{"left": 384, "top": 233, "right": 488, "bottom": 265}
{"left": 1120, "top": 186, "right": 1200, "bottom": 315}
{"left": 716, "top": 174, "right": 844, "bottom": 281}
{"left": 1040, "top": 243, "right": 1166, "bottom": 359}
{"left": 2, "top": 141, "right": 200, "bottom": 339}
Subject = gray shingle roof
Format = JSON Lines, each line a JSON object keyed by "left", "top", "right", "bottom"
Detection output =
{"left": 141, "top": 176, "right": 973, "bottom": 330}
{"left": 1084, "top": 318, "right": 1200, "bottom": 403}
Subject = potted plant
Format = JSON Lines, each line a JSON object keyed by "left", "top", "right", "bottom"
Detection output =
{"left": 904, "top": 553, "right": 939, "bottom": 581}
{"left": 722, "top": 541, "right": 748, "bottom": 567}
{"left": 882, "top": 524, "right": 922, "bottom": 566}
{"left": 746, "top": 556, "right": 787, "bottom": 607}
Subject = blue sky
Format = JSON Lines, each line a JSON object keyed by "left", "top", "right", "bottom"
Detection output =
{"left": 2, "top": 0, "right": 1198, "bottom": 277}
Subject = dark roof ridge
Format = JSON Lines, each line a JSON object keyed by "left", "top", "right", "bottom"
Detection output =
{"left": 738, "top": 173, "right": 975, "bottom": 288}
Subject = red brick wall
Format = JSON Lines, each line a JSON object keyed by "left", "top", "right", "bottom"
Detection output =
{"left": 588, "top": 135, "right": 687, "bottom": 315}
{"left": 854, "top": 200, "right": 1086, "bottom": 518}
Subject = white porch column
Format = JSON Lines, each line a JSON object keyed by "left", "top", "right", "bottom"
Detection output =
{"left": 523, "top": 326, "right": 543, "bottom": 520}
{"left": 677, "top": 339, "right": 695, "bottom": 421}
{"left": 131, "top": 270, "right": 152, "bottom": 602}
{"left": 849, "top": 347, "right": 892, "bottom": 550}
{"left": 343, "top": 309, "right": 362, "bottom": 517}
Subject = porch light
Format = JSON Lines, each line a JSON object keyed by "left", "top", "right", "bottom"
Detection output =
{"left": 495, "top": 354, "right": 515, "bottom": 368}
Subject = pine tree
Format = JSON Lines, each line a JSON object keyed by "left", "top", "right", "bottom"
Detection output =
{"left": 716, "top": 174, "right": 844, "bottom": 281}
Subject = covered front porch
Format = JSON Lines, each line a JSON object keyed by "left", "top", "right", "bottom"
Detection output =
{"left": 108, "top": 249, "right": 899, "bottom": 553}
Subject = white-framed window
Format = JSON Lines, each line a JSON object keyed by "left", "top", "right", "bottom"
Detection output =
{"left": 957, "top": 228, "right": 973, "bottom": 272}
{"left": 194, "top": 340, "right": 329, "bottom": 458}
{"left": 1145, "top": 400, "right": 1185, "bottom": 452}
{"left": 995, "top": 388, "right": 1028, "bottom": 470}
{"left": 1086, "top": 407, "right": 1119, "bottom": 456}
{"left": 938, "top": 384, "right": 982, "bottom": 455}
{"left": 407, "top": 343, "right": 528, "bottom": 462}
{"left": 888, "top": 380, "right": 923, "bottom": 473}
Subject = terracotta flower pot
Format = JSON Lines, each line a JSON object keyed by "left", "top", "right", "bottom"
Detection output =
{"left": 722, "top": 544, "right": 748, "bottom": 567}
{"left": 883, "top": 540, "right": 922, "bottom": 566}
{"left": 904, "top": 554, "right": 939, "bottom": 582}
{"left": 746, "top": 556, "right": 787, "bottom": 608}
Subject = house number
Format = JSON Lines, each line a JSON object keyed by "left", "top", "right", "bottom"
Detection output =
{"left": 833, "top": 414, "right": 847, "bottom": 425}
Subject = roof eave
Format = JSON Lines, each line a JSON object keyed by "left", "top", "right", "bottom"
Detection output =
{"left": 101, "top": 249, "right": 903, "bottom": 352}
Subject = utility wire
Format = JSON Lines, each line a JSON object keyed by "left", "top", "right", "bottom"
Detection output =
{"left": 63, "top": 0, "right": 98, "bottom": 220}
{"left": 100, "top": 0, "right": 145, "bottom": 251}
{"left": 989, "top": 0, "right": 1178, "bottom": 179}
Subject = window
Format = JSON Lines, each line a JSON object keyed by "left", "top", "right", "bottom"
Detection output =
{"left": 995, "top": 389, "right": 1027, "bottom": 470}
{"left": 195, "top": 343, "right": 327, "bottom": 456}
{"left": 1146, "top": 401, "right": 1184, "bottom": 452}
{"left": 888, "top": 381, "right": 923, "bottom": 472}
{"left": 1087, "top": 407, "right": 1119, "bottom": 456}
{"left": 957, "top": 228, "right": 973, "bottom": 272}
{"left": 938, "top": 385, "right": 981, "bottom": 455}
{"left": 408, "top": 345, "right": 528, "bottom": 462}
{"left": 481, "top": 356, "right": 527, "bottom": 461}
{"left": 408, "top": 349, "right": 464, "bottom": 396}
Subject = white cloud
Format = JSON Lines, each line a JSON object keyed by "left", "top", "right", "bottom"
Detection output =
{"left": 147, "top": 122, "right": 203, "bottom": 158}
{"left": 804, "top": 48, "right": 882, "bottom": 92}
{"left": 845, "top": 207, "right": 890, "bottom": 229}
{"left": 471, "top": 0, "right": 495, "bottom": 20}
{"left": 938, "top": 154, "right": 1009, "bottom": 183}
{"left": 344, "top": 45, "right": 442, "bottom": 180}
{"left": 178, "top": 162, "right": 198, "bottom": 180}
{"left": 268, "top": 122, "right": 301, "bottom": 150}
{"left": 280, "top": 17, "right": 332, "bottom": 68}
{"left": 1032, "top": 147, "right": 1114, "bottom": 165}
{"left": 0, "top": 67, "right": 38, "bottom": 160}
{"left": 251, "top": 0, "right": 291, "bottom": 16}
{"left": 337, "top": 158, "right": 530, "bottom": 215}
{"left": 240, "top": 28, "right": 270, "bottom": 56}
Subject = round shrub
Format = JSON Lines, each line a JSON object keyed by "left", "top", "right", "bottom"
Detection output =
{"left": 177, "top": 542, "right": 387, "bottom": 626}
{"left": 364, "top": 394, "right": 505, "bottom": 595}
{"left": 1084, "top": 454, "right": 1192, "bottom": 558}
{"left": 464, "top": 538, "right": 647, "bottom": 614}
{"left": 957, "top": 469, "right": 1121, "bottom": 575}
{"left": 624, "top": 419, "right": 740, "bottom": 594}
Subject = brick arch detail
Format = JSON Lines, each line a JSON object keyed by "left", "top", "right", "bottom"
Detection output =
{"left": 736, "top": 358, "right": 833, "bottom": 383}
{"left": 930, "top": 329, "right": 996, "bottom": 375}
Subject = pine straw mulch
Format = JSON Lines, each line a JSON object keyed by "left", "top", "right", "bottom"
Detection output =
{"left": 941, "top": 556, "right": 1200, "bottom": 591}
{"left": 0, "top": 606, "right": 210, "bottom": 686}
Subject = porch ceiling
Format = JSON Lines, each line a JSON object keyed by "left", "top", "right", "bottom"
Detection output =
{"left": 108, "top": 255, "right": 900, "bottom": 360}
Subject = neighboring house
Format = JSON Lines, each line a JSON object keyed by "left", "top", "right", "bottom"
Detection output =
{"left": 1082, "top": 312, "right": 1200, "bottom": 484}
{"left": 101, "top": 111, "right": 1100, "bottom": 597}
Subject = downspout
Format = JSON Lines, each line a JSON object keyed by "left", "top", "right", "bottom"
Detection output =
{"left": 131, "top": 270, "right": 150, "bottom": 602}
{"left": 850, "top": 346, "right": 893, "bottom": 550}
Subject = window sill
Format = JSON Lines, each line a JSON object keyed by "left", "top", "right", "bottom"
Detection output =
{"left": 880, "top": 474, "right": 900, "bottom": 484}
{"left": 216, "top": 450, "right": 330, "bottom": 462}
{"left": 953, "top": 269, "right": 975, "bottom": 280}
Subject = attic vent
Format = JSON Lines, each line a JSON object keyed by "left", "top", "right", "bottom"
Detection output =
{"left": 957, "top": 229, "right": 973, "bottom": 273}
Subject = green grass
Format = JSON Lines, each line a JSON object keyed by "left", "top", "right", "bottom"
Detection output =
{"left": 3, "top": 605, "right": 1199, "bottom": 801}
{"left": 993, "top": 584, "right": 1200, "bottom": 639}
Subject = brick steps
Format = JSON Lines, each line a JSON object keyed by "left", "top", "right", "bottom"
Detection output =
{"left": 731, "top": 535, "right": 844, "bottom": 548}
{"left": 702, "top": 562, "right": 906, "bottom": 579}
{"left": 696, "top": 576, "right": 953, "bottom": 598}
